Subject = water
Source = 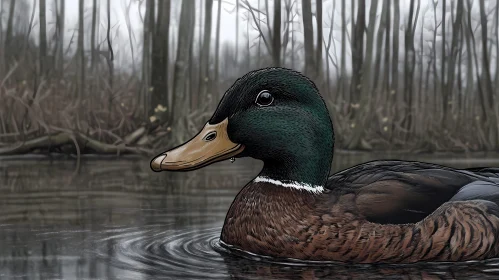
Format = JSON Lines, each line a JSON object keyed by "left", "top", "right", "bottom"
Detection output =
{"left": 2, "top": 153, "right": 499, "bottom": 279}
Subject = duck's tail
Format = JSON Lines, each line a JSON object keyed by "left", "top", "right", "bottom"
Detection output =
{"left": 465, "top": 167, "right": 499, "bottom": 180}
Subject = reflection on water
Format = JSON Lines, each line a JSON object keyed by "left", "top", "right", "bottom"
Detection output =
{"left": 1, "top": 153, "right": 499, "bottom": 279}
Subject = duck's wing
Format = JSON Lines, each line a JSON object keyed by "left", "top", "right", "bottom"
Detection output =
{"left": 327, "top": 160, "right": 499, "bottom": 224}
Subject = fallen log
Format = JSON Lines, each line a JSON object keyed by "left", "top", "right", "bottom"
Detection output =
{"left": 0, "top": 131, "right": 153, "bottom": 156}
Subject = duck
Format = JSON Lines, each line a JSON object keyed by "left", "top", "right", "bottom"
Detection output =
{"left": 151, "top": 67, "right": 499, "bottom": 263}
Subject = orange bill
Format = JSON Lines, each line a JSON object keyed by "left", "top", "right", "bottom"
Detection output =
{"left": 150, "top": 118, "right": 245, "bottom": 171}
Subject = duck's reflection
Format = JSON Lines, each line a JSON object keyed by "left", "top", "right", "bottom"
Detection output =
{"left": 219, "top": 250, "right": 499, "bottom": 279}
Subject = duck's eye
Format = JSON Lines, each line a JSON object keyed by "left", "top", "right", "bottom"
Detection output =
{"left": 203, "top": 131, "right": 217, "bottom": 142}
{"left": 255, "top": 90, "right": 274, "bottom": 106}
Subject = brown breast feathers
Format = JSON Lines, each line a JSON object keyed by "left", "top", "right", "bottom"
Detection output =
{"left": 221, "top": 182, "right": 499, "bottom": 263}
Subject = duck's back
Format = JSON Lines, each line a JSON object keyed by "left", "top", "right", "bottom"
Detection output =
{"left": 327, "top": 160, "right": 499, "bottom": 224}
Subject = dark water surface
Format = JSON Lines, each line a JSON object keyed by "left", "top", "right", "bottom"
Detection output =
{"left": 2, "top": 153, "right": 499, "bottom": 279}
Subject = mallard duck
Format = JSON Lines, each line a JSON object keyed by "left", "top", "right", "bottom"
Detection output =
{"left": 151, "top": 67, "right": 499, "bottom": 263}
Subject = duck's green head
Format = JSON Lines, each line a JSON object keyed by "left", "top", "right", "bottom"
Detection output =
{"left": 151, "top": 67, "right": 334, "bottom": 187}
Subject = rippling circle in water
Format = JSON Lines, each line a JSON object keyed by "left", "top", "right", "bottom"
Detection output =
{"left": 93, "top": 225, "right": 231, "bottom": 279}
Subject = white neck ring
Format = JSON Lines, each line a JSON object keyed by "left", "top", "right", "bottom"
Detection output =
{"left": 253, "top": 176, "right": 324, "bottom": 194}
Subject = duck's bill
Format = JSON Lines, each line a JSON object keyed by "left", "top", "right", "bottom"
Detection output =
{"left": 150, "top": 118, "right": 244, "bottom": 172}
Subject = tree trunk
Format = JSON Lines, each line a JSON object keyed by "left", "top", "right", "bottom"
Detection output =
{"left": 478, "top": 0, "right": 497, "bottom": 147}
{"left": 315, "top": 0, "right": 322, "bottom": 73}
{"left": 58, "top": 0, "right": 65, "bottom": 74}
{"left": 257, "top": 0, "right": 262, "bottom": 67}
{"left": 496, "top": 0, "right": 499, "bottom": 92}
{"left": 445, "top": 0, "right": 463, "bottom": 125}
{"left": 200, "top": 0, "right": 213, "bottom": 100}
{"left": 142, "top": 0, "right": 153, "bottom": 116}
{"left": 372, "top": 0, "right": 389, "bottom": 94}
{"left": 383, "top": 0, "right": 391, "bottom": 109}
{"left": 0, "top": 0, "right": 4, "bottom": 78}
{"left": 403, "top": 0, "right": 417, "bottom": 134}
{"left": 301, "top": 0, "right": 315, "bottom": 75}
{"left": 91, "top": 0, "right": 98, "bottom": 70}
{"left": 170, "top": 0, "right": 195, "bottom": 123}
{"left": 390, "top": 0, "right": 400, "bottom": 138}
{"left": 290, "top": 7, "right": 294, "bottom": 69}
{"left": 347, "top": 0, "right": 378, "bottom": 149}
{"left": 151, "top": 1, "right": 171, "bottom": 114}
{"left": 77, "top": 0, "right": 85, "bottom": 100}
{"left": 440, "top": 0, "right": 448, "bottom": 125}
{"left": 196, "top": 0, "right": 204, "bottom": 101}
{"left": 235, "top": 0, "right": 239, "bottom": 65}
{"left": 465, "top": 0, "right": 486, "bottom": 125}
{"left": 417, "top": 7, "right": 426, "bottom": 135}
{"left": 391, "top": 0, "right": 400, "bottom": 95}
{"left": 325, "top": 0, "right": 336, "bottom": 98}
{"left": 106, "top": 0, "right": 114, "bottom": 121}
{"left": 272, "top": 0, "right": 281, "bottom": 66}
{"left": 463, "top": 0, "right": 474, "bottom": 118}
{"left": 340, "top": 0, "right": 347, "bottom": 105}
{"left": 456, "top": 27, "right": 463, "bottom": 122}
{"left": 5, "top": 0, "right": 15, "bottom": 55}
{"left": 214, "top": 0, "right": 222, "bottom": 85}
{"left": 350, "top": 0, "right": 366, "bottom": 110}
{"left": 431, "top": 0, "right": 439, "bottom": 116}
{"left": 478, "top": 0, "right": 494, "bottom": 106}
{"left": 39, "top": 0, "right": 47, "bottom": 76}
{"left": 187, "top": 13, "right": 195, "bottom": 111}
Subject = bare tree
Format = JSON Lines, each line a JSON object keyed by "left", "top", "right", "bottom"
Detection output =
{"left": 142, "top": 0, "right": 153, "bottom": 115}
{"left": 151, "top": 0, "right": 171, "bottom": 112}
{"left": 324, "top": 0, "right": 336, "bottom": 97}
{"left": 77, "top": 0, "right": 85, "bottom": 100}
{"left": 348, "top": 0, "right": 378, "bottom": 149}
{"left": 316, "top": 0, "right": 322, "bottom": 73}
{"left": 441, "top": 0, "right": 446, "bottom": 98}
{"left": 171, "top": 0, "right": 195, "bottom": 121}
{"left": 301, "top": 0, "right": 315, "bottom": 75}
{"left": 496, "top": 0, "right": 499, "bottom": 92}
{"left": 272, "top": 0, "right": 281, "bottom": 66}
{"left": 200, "top": 0, "right": 213, "bottom": 97}
{"left": 39, "top": 0, "right": 47, "bottom": 76}
{"left": 372, "top": 0, "right": 389, "bottom": 93}
{"left": 235, "top": 0, "right": 239, "bottom": 64}
{"left": 5, "top": 0, "right": 15, "bottom": 53}
{"left": 478, "top": 0, "right": 497, "bottom": 147}
{"left": 105, "top": 0, "right": 114, "bottom": 116}
{"left": 445, "top": 0, "right": 464, "bottom": 124}
{"left": 390, "top": 0, "right": 400, "bottom": 138}
{"left": 391, "top": 0, "right": 400, "bottom": 96}
{"left": 91, "top": 0, "right": 98, "bottom": 70}
{"left": 56, "top": 0, "right": 65, "bottom": 74}
{"left": 383, "top": 0, "right": 391, "bottom": 104}
{"left": 350, "top": 0, "right": 366, "bottom": 111}
{"left": 0, "top": 0, "right": 4, "bottom": 77}
{"left": 214, "top": 0, "right": 222, "bottom": 84}
{"left": 403, "top": 0, "right": 418, "bottom": 133}
{"left": 339, "top": 0, "right": 347, "bottom": 103}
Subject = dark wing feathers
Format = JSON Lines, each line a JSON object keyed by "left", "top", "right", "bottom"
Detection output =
{"left": 327, "top": 160, "right": 499, "bottom": 224}
{"left": 451, "top": 180, "right": 499, "bottom": 206}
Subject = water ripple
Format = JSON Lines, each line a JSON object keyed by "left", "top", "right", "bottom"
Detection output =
{"left": 94, "top": 225, "right": 228, "bottom": 279}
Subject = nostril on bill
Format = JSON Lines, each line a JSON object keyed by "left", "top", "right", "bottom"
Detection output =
{"left": 151, "top": 154, "right": 166, "bottom": 171}
{"left": 203, "top": 131, "right": 217, "bottom": 142}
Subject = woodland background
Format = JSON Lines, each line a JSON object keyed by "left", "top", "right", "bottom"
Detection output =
{"left": 0, "top": 0, "right": 499, "bottom": 156}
